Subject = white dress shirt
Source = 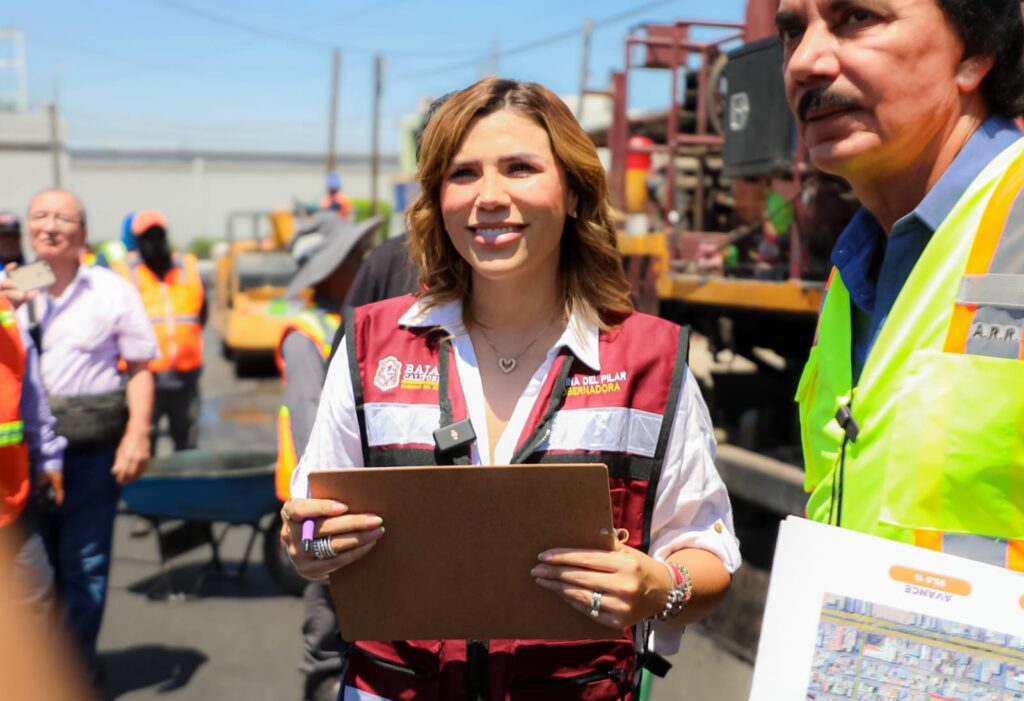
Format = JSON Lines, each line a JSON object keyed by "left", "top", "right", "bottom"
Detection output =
{"left": 18, "top": 264, "right": 156, "bottom": 397}
{"left": 295, "top": 298, "right": 741, "bottom": 655}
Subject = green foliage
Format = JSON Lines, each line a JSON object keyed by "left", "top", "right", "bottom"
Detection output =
{"left": 349, "top": 198, "right": 392, "bottom": 243}
{"left": 189, "top": 236, "right": 217, "bottom": 259}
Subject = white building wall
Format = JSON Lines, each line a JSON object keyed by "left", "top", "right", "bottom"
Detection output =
{"left": 0, "top": 110, "right": 399, "bottom": 252}
{"left": 68, "top": 153, "right": 399, "bottom": 249}
{"left": 0, "top": 111, "right": 71, "bottom": 219}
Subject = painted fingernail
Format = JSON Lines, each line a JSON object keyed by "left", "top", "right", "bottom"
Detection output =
{"left": 368, "top": 516, "right": 383, "bottom": 527}
{"left": 370, "top": 526, "right": 385, "bottom": 538}
{"left": 332, "top": 502, "right": 348, "bottom": 514}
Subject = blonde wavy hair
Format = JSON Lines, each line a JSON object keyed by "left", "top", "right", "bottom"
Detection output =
{"left": 406, "top": 78, "right": 633, "bottom": 330}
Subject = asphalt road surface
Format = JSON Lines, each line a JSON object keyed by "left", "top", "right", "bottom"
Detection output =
{"left": 94, "top": 324, "right": 754, "bottom": 701}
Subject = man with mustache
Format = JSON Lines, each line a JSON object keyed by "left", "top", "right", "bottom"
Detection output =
{"left": 781, "top": 0, "right": 1024, "bottom": 569}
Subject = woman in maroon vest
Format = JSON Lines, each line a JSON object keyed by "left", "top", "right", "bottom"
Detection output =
{"left": 281, "top": 78, "right": 740, "bottom": 701}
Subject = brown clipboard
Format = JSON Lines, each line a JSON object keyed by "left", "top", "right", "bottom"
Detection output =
{"left": 308, "top": 464, "right": 617, "bottom": 641}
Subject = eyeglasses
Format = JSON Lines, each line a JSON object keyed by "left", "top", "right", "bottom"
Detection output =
{"left": 29, "top": 211, "right": 82, "bottom": 226}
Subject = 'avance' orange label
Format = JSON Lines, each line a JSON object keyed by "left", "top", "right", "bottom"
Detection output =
{"left": 890, "top": 566, "right": 972, "bottom": 597}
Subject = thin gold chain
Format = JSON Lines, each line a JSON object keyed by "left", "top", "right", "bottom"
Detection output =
{"left": 476, "top": 314, "right": 563, "bottom": 365}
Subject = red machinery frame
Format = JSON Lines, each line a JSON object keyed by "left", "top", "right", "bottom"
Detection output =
{"left": 606, "top": 19, "right": 812, "bottom": 283}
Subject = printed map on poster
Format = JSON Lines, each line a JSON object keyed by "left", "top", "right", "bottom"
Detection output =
{"left": 748, "top": 518, "right": 1024, "bottom": 701}
{"left": 808, "top": 594, "right": 1024, "bottom": 700}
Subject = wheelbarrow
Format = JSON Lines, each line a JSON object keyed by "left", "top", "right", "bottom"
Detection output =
{"left": 121, "top": 449, "right": 306, "bottom": 598}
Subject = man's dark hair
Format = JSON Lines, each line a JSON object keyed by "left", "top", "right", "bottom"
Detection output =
{"left": 939, "top": 0, "right": 1024, "bottom": 118}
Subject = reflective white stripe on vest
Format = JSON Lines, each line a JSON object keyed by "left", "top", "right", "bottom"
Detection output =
{"left": 957, "top": 273, "right": 1024, "bottom": 309}
{"left": 541, "top": 407, "right": 663, "bottom": 458}
{"left": 941, "top": 533, "right": 1013, "bottom": 569}
{"left": 364, "top": 403, "right": 664, "bottom": 457}
{"left": 365, "top": 403, "right": 441, "bottom": 447}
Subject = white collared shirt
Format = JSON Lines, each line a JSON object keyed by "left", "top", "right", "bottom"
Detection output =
{"left": 294, "top": 298, "right": 741, "bottom": 654}
{"left": 17, "top": 263, "right": 157, "bottom": 397}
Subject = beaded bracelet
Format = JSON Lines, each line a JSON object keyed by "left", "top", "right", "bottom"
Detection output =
{"left": 654, "top": 562, "right": 693, "bottom": 622}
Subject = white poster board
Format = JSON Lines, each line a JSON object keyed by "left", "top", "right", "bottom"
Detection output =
{"left": 749, "top": 517, "right": 1024, "bottom": 701}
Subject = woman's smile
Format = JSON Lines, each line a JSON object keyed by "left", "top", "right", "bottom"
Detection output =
{"left": 469, "top": 223, "right": 528, "bottom": 246}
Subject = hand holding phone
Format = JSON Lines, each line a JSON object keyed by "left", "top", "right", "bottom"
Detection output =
{"left": 7, "top": 260, "right": 56, "bottom": 293}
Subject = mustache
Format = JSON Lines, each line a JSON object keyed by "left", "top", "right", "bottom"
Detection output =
{"left": 797, "top": 88, "right": 861, "bottom": 122}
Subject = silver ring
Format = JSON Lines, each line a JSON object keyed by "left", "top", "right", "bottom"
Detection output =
{"left": 590, "top": 590, "right": 603, "bottom": 618}
{"left": 312, "top": 536, "right": 336, "bottom": 560}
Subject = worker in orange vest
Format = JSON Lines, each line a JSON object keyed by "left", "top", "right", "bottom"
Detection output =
{"left": 319, "top": 171, "right": 352, "bottom": 220}
{"left": 0, "top": 275, "right": 65, "bottom": 627}
{"left": 117, "top": 211, "right": 206, "bottom": 454}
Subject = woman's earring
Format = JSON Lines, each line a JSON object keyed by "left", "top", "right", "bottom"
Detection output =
{"left": 568, "top": 209, "right": 578, "bottom": 218}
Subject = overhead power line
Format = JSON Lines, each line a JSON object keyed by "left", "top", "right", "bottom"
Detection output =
{"left": 26, "top": 32, "right": 322, "bottom": 94}
{"left": 149, "top": 0, "right": 480, "bottom": 59}
{"left": 392, "top": 0, "right": 687, "bottom": 81}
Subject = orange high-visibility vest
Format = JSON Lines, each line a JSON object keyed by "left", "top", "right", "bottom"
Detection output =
{"left": 122, "top": 252, "right": 205, "bottom": 374}
{"left": 0, "top": 296, "right": 29, "bottom": 528}
{"left": 319, "top": 192, "right": 352, "bottom": 218}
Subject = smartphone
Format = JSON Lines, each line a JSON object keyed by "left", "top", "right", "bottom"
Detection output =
{"left": 8, "top": 260, "right": 56, "bottom": 292}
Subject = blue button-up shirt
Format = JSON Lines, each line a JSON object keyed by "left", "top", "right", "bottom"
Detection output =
{"left": 832, "top": 117, "right": 1023, "bottom": 381}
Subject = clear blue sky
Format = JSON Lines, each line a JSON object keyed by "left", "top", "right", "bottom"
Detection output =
{"left": 3, "top": 0, "right": 748, "bottom": 154}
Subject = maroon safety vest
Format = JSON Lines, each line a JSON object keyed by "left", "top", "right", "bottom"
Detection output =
{"left": 340, "top": 295, "right": 691, "bottom": 701}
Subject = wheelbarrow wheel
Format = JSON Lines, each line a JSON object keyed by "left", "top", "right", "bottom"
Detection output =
{"left": 263, "top": 512, "right": 307, "bottom": 597}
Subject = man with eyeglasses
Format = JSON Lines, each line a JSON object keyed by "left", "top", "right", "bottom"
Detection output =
{"left": 18, "top": 189, "right": 156, "bottom": 683}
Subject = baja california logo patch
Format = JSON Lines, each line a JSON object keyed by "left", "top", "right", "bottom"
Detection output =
{"left": 374, "top": 355, "right": 402, "bottom": 392}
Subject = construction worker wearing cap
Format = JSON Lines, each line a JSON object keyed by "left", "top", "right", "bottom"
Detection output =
{"left": 114, "top": 210, "right": 206, "bottom": 454}
{"left": 319, "top": 171, "right": 353, "bottom": 220}
{"left": 276, "top": 217, "right": 381, "bottom": 701}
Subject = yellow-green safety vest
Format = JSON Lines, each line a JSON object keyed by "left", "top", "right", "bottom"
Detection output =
{"left": 797, "top": 136, "right": 1024, "bottom": 571}
{"left": 275, "top": 308, "right": 341, "bottom": 501}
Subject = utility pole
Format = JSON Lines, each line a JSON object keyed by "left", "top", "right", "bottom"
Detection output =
{"left": 49, "top": 74, "right": 62, "bottom": 187}
{"left": 485, "top": 34, "right": 500, "bottom": 77}
{"left": 326, "top": 47, "right": 341, "bottom": 174}
{"left": 578, "top": 19, "right": 593, "bottom": 124}
{"left": 370, "top": 54, "right": 383, "bottom": 217}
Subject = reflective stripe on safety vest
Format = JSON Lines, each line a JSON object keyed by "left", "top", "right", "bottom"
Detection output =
{"left": 798, "top": 136, "right": 1024, "bottom": 571}
{"left": 0, "top": 420, "right": 24, "bottom": 447}
{"left": 0, "top": 295, "right": 29, "bottom": 528}
{"left": 275, "top": 308, "right": 340, "bottom": 501}
{"left": 122, "top": 252, "right": 204, "bottom": 374}
{"left": 273, "top": 308, "right": 340, "bottom": 375}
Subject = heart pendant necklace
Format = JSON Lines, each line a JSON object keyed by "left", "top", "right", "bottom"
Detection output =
{"left": 478, "top": 315, "right": 563, "bottom": 374}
